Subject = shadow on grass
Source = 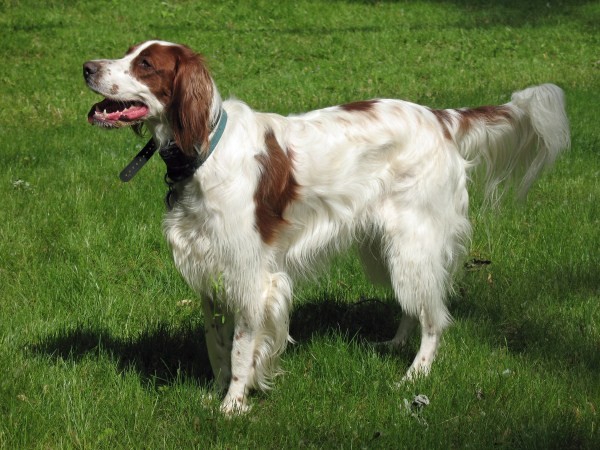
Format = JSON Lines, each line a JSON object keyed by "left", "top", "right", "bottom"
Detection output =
{"left": 290, "top": 296, "right": 401, "bottom": 344}
{"left": 30, "top": 260, "right": 597, "bottom": 387}
{"left": 453, "top": 262, "right": 600, "bottom": 373}
{"left": 355, "top": 0, "right": 593, "bottom": 28}
{"left": 149, "top": 0, "right": 595, "bottom": 35}
{"left": 29, "top": 297, "right": 402, "bottom": 388}
{"left": 30, "top": 322, "right": 214, "bottom": 387}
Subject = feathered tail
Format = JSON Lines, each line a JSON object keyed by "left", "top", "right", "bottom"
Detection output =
{"left": 438, "top": 84, "right": 570, "bottom": 203}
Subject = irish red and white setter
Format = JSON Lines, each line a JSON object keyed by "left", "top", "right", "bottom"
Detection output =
{"left": 83, "top": 40, "right": 570, "bottom": 413}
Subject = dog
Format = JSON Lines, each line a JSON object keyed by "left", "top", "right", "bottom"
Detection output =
{"left": 83, "top": 40, "right": 570, "bottom": 413}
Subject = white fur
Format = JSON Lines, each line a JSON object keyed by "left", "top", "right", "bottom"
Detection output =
{"left": 87, "top": 41, "right": 570, "bottom": 414}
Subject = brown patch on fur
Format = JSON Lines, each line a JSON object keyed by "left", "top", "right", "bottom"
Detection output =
{"left": 232, "top": 376, "right": 239, "bottom": 382}
{"left": 430, "top": 109, "right": 453, "bottom": 140}
{"left": 254, "top": 130, "right": 299, "bottom": 244}
{"left": 110, "top": 84, "right": 119, "bottom": 95}
{"left": 457, "top": 105, "right": 512, "bottom": 133}
{"left": 339, "top": 99, "right": 378, "bottom": 113}
{"left": 130, "top": 43, "right": 213, "bottom": 156}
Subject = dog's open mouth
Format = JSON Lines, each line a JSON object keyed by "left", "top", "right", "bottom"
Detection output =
{"left": 88, "top": 98, "right": 149, "bottom": 128}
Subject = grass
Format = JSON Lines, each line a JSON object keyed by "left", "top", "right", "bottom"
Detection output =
{"left": 1, "top": 0, "right": 598, "bottom": 448}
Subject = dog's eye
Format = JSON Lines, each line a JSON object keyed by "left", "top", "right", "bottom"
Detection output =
{"left": 139, "top": 58, "right": 152, "bottom": 69}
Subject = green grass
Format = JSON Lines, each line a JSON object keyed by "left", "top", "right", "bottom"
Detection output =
{"left": 1, "top": 0, "right": 598, "bottom": 448}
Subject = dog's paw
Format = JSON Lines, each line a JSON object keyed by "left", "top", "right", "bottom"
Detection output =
{"left": 220, "top": 396, "right": 251, "bottom": 416}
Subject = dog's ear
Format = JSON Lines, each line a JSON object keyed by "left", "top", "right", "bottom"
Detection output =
{"left": 168, "top": 50, "right": 213, "bottom": 157}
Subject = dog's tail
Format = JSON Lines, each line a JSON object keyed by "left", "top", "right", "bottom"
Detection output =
{"left": 436, "top": 84, "right": 570, "bottom": 203}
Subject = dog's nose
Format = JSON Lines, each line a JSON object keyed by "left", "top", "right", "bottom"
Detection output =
{"left": 83, "top": 61, "right": 100, "bottom": 80}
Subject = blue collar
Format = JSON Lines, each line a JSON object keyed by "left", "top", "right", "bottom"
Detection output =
{"left": 208, "top": 108, "right": 228, "bottom": 156}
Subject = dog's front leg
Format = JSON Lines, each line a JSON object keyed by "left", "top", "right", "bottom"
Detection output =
{"left": 202, "top": 296, "right": 234, "bottom": 390}
{"left": 220, "top": 316, "right": 256, "bottom": 414}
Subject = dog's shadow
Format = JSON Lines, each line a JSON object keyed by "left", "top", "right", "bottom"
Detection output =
{"left": 30, "top": 297, "right": 402, "bottom": 388}
{"left": 29, "top": 265, "right": 600, "bottom": 389}
{"left": 290, "top": 296, "right": 400, "bottom": 342}
{"left": 30, "top": 321, "right": 214, "bottom": 386}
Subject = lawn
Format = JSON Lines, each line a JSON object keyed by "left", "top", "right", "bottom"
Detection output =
{"left": 0, "top": 0, "right": 598, "bottom": 448}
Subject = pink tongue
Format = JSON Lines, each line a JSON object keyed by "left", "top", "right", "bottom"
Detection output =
{"left": 103, "top": 105, "right": 149, "bottom": 121}
{"left": 121, "top": 105, "right": 148, "bottom": 120}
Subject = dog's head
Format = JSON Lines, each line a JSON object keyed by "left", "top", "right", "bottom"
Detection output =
{"left": 83, "top": 40, "right": 218, "bottom": 155}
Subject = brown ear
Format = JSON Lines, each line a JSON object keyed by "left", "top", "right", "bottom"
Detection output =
{"left": 168, "top": 50, "right": 213, "bottom": 157}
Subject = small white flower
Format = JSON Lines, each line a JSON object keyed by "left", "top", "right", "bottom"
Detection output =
{"left": 12, "top": 179, "right": 32, "bottom": 191}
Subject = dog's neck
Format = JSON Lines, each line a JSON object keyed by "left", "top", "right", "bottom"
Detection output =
{"left": 159, "top": 106, "right": 228, "bottom": 183}
{"left": 161, "top": 105, "right": 228, "bottom": 209}
{"left": 118, "top": 103, "right": 227, "bottom": 185}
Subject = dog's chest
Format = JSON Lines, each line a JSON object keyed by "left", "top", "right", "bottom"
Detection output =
{"left": 162, "top": 176, "right": 261, "bottom": 293}
{"left": 163, "top": 207, "right": 217, "bottom": 292}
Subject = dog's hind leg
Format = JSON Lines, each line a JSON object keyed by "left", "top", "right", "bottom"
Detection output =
{"left": 382, "top": 213, "right": 455, "bottom": 381}
{"left": 387, "top": 314, "right": 419, "bottom": 350}
{"left": 403, "top": 310, "right": 443, "bottom": 380}
{"left": 359, "top": 237, "right": 419, "bottom": 351}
